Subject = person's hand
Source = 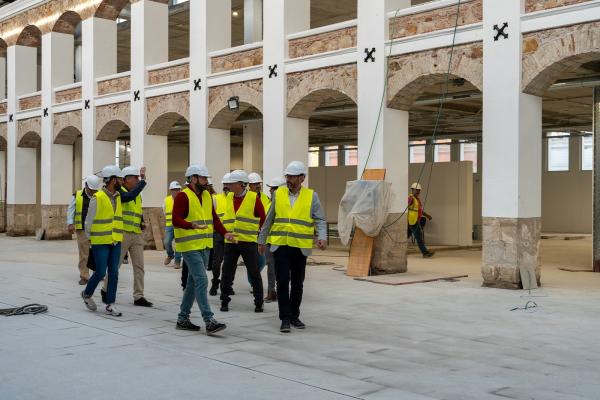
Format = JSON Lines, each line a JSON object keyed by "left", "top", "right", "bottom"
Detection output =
{"left": 67, "top": 224, "right": 75, "bottom": 234}
{"left": 140, "top": 166, "right": 146, "bottom": 180}
{"left": 427, "top": 215, "right": 432, "bottom": 221}
{"left": 258, "top": 244, "right": 267, "bottom": 255}
{"left": 224, "top": 233, "right": 236, "bottom": 242}
{"left": 317, "top": 240, "right": 327, "bottom": 250}
{"left": 192, "top": 223, "right": 208, "bottom": 230}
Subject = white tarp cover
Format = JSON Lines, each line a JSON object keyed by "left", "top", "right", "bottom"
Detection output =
{"left": 337, "top": 180, "right": 393, "bottom": 246}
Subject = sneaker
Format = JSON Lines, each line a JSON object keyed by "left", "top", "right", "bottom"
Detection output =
{"left": 78, "top": 278, "right": 88, "bottom": 285}
{"left": 100, "top": 289, "right": 107, "bottom": 304}
{"left": 205, "top": 319, "right": 226, "bottom": 336}
{"left": 280, "top": 320, "right": 291, "bottom": 333}
{"left": 134, "top": 297, "right": 153, "bottom": 307}
{"left": 423, "top": 251, "right": 435, "bottom": 258}
{"left": 105, "top": 304, "right": 122, "bottom": 317}
{"left": 174, "top": 260, "right": 182, "bottom": 269}
{"left": 255, "top": 304, "right": 264, "bottom": 313}
{"left": 81, "top": 291, "right": 97, "bottom": 311}
{"left": 264, "top": 290, "right": 277, "bottom": 303}
{"left": 220, "top": 303, "right": 229, "bottom": 312}
{"left": 164, "top": 256, "right": 173, "bottom": 266}
{"left": 290, "top": 318, "right": 306, "bottom": 329}
{"left": 176, "top": 319, "right": 201, "bottom": 331}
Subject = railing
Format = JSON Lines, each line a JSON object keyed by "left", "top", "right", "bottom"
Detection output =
{"left": 17, "top": 91, "right": 42, "bottom": 111}
{"left": 96, "top": 71, "right": 131, "bottom": 96}
{"left": 147, "top": 58, "right": 190, "bottom": 86}
{"left": 54, "top": 82, "right": 82, "bottom": 104}
{"left": 287, "top": 20, "right": 357, "bottom": 59}
{"left": 210, "top": 42, "right": 263, "bottom": 74}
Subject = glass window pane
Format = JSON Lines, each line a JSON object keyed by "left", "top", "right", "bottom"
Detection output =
{"left": 582, "top": 136, "right": 593, "bottom": 171}
{"left": 547, "top": 132, "right": 569, "bottom": 172}
{"left": 410, "top": 140, "right": 426, "bottom": 164}
{"left": 308, "top": 147, "right": 319, "bottom": 167}
{"left": 344, "top": 146, "right": 358, "bottom": 166}
{"left": 460, "top": 142, "right": 478, "bottom": 173}
{"left": 324, "top": 145, "right": 338, "bottom": 167}
{"left": 434, "top": 139, "right": 451, "bottom": 163}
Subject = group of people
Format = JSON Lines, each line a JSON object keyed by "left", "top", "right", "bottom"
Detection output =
{"left": 68, "top": 160, "right": 327, "bottom": 334}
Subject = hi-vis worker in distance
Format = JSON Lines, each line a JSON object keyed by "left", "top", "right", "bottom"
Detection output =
{"left": 164, "top": 181, "right": 182, "bottom": 269}
{"left": 407, "top": 182, "right": 435, "bottom": 258}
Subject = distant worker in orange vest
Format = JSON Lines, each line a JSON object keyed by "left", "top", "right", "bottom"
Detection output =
{"left": 407, "top": 182, "right": 434, "bottom": 258}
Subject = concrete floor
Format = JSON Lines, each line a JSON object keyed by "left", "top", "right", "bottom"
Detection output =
{"left": 1, "top": 234, "right": 600, "bottom": 400}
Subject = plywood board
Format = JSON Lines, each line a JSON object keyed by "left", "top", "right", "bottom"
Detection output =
{"left": 149, "top": 214, "right": 165, "bottom": 251}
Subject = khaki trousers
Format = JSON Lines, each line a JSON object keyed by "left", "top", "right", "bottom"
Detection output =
{"left": 103, "top": 232, "right": 145, "bottom": 300}
{"left": 76, "top": 230, "right": 90, "bottom": 280}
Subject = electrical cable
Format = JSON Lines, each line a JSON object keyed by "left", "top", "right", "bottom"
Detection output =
{"left": 0, "top": 303, "right": 48, "bottom": 316}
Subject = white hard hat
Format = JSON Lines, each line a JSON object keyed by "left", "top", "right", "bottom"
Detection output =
{"left": 101, "top": 165, "right": 124, "bottom": 179}
{"left": 122, "top": 166, "right": 140, "bottom": 177}
{"left": 267, "top": 177, "right": 286, "bottom": 188}
{"left": 229, "top": 169, "right": 249, "bottom": 183}
{"left": 248, "top": 172, "right": 262, "bottom": 184}
{"left": 284, "top": 161, "right": 307, "bottom": 176}
{"left": 85, "top": 175, "right": 102, "bottom": 191}
{"left": 185, "top": 164, "right": 211, "bottom": 178}
{"left": 169, "top": 181, "right": 182, "bottom": 190}
{"left": 222, "top": 173, "right": 234, "bottom": 184}
{"left": 411, "top": 182, "right": 422, "bottom": 190}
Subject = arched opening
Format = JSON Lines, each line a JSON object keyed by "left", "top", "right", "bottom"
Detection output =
{"left": 97, "top": 119, "right": 130, "bottom": 169}
{"left": 0, "top": 39, "right": 7, "bottom": 100}
{"left": 54, "top": 125, "right": 83, "bottom": 194}
{"left": 16, "top": 25, "right": 42, "bottom": 94}
{"left": 168, "top": 0, "right": 190, "bottom": 60}
{"left": 52, "top": 11, "right": 83, "bottom": 84}
{"left": 17, "top": 130, "right": 42, "bottom": 232}
{"left": 95, "top": 0, "right": 131, "bottom": 74}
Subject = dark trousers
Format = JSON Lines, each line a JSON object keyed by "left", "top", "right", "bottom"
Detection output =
{"left": 181, "top": 260, "right": 188, "bottom": 289}
{"left": 220, "top": 242, "right": 264, "bottom": 306}
{"left": 273, "top": 246, "right": 307, "bottom": 321}
{"left": 407, "top": 222, "right": 429, "bottom": 255}
{"left": 211, "top": 234, "right": 225, "bottom": 284}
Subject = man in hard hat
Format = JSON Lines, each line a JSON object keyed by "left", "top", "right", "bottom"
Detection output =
{"left": 80, "top": 165, "right": 125, "bottom": 317}
{"left": 407, "top": 182, "right": 434, "bottom": 258}
{"left": 208, "top": 173, "right": 233, "bottom": 296}
{"left": 219, "top": 169, "right": 266, "bottom": 313}
{"left": 247, "top": 172, "right": 270, "bottom": 293}
{"left": 67, "top": 175, "right": 102, "bottom": 285}
{"left": 259, "top": 161, "right": 327, "bottom": 333}
{"left": 164, "top": 181, "right": 182, "bottom": 269}
{"left": 263, "top": 177, "right": 286, "bottom": 303}
{"left": 172, "top": 164, "right": 233, "bottom": 335}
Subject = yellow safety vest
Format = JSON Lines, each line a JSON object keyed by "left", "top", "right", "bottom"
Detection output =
{"left": 122, "top": 188, "right": 143, "bottom": 234}
{"left": 90, "top": 191, "right": 123, "bottom": 245}
{"left": 270, "top": 186, "right": 315, "bottom": 249}
{"left": 223, "top": 191, "right": 260, "bottom": 243}
{"left": 74, "top": 190, "right": 84, "bottom": 230}
{"left": 260, "top": 192, "right": 271, "bottom": 211}
{"left": 164, "top": 195, "right": 174, "bottom": 227}
{"left": 408, "top": 194, "right": 421, "bottom": 226}
{"left": 213, "top": 193, "right": 228, "bottom": 220}
{"left": 174, "top": 187, "right": 214, "bottom": 252}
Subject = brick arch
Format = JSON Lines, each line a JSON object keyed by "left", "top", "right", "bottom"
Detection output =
{"left": 387, "top": 43, "right": 483, "bottom": 111}
{"left": 523, "top": 22, "right": 600, "bottom": 96}
{"left": 54, "top": 110, "right": 82, "bottom": 145}
{"left": 52, "top": 11, "right": 82, "bottom": 35}
{"left": 16, "top": 25, "right": 42, "bottom": 47}
{"left": 146, "top": 92, "right": 189, "bottom": 135}
{"left": 287, "top": 64, "right": 357, "bottom": 119}
{"left": 0, "top": 123, "right": 6, "bottom": 151}
{"left": 95, "top": 0, "right": 131, "bottom": 20}
{"left": 17, "top": 117, "right": 41, "bottom": 148}
{"left": 208, "top": 80, "right": 263, "bottom": 129}
{"left": 96, "top": 102, "right": 130, "bottom": 141}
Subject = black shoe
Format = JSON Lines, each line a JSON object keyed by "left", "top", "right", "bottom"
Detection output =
{"left": 134, "top": 297, "right": 153, "bottom": 307}
{"left": 423, "top": 251, "right": 435, "bottom": 258}
{"left": 228, "top": 288, "right": 235, "bottom": 296}
{"left": 176, "top": 319, "right": 201, "bottom": 331}
{"left": 255, "top": 304, "right": 264, "bottom": 313}
{"left": 100, "top": 289, "right": 107, "bottom": 304}
{"left": 209, "top": 280, "right": 219, "bottom": 296}
{"left": 290, "top": 318, "right": 306, "bottom": 329}
{"left": 206, "top": 319, "right": 226, "bottom": 336}
{"left": 220, "top": 303, "right": 229, "bottom": 312}
{"left": 280, "top": 320, "right": 291, "bottom": 333}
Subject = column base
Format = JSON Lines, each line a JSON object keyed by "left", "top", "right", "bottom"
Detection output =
{"left": 42, "top": 205, "right": 72, "bottom": 240}
{"left": 371, "top": 213, "right": 408, "bottom": 275}
{"left": 142, "top": 207, "right": 166, "bottom": 250}
{"left": 482, "top": 217, "right": 541, "bottom": 289}
{"left": 6, "top": 204, "right": 37, "bottom": 236}
{"left": 0, "top": 202, "right": 6, "bottom": 233}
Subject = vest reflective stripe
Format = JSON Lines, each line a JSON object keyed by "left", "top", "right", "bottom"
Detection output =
{"left": 214, "top": 193, "right": 228, "bottom": 219}
{"left": 173, "top": 188, "right": 214, "bottom": 251}
{"left": 90, "top": 191, "right": 123, "bottom": 245}
{"left": 408, "top": 195, "right": 420, "bottom": 226}
{"left": 223, "top": 191, "right": 260, "bottom": 243}
{"left": 270, "top": 187, "right": 314, "bottom": 249}
{"left": 260, "top": 192, "right": 271, "bottom": 211}
{"left": 75, "top": 190, "right": 84, "bottom": 230}
{"left": 164, "top": 195, "right": 174, "bottom": 227}
{"left": 122, "top": 189, "right": 143, "bottom": 234}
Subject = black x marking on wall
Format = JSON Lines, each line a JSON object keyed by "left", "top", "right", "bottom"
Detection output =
{"left": 9, "top": 114, "right": 13, "bottom": 122}
{"left": 364, "top": 48, "right": 376, "bottom": 63}
{"left": 84, "top": 100, "right": 91, "bottom": 110}
{"left": 43, "top": 108, "right": 48, "bottom": 117}
{"left": 193, "top": 78, "right": 202, "bottom": 91}
{"left": 268, "top": 64, "right": 278, "bottom": 78}
{"left": 493, "top": 22, "right": 509, "bottom": 41}
{"left": 133, "top": 90, "right": 141, "bottom": 101}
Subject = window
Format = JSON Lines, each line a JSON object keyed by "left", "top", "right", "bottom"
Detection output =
{"left": 308, "top": 146, "right": 319, "bottom": 167}
{"left": 582, "top": 135, "right": 593, "bottom": 171}
{"left": 344, "top": 145, "right": 358, "bottom": 166}
{"left": 460, "top": 142, "right": 478, "bottom": 173}
{"left": 324, "top": 146, "right": 338, "bottom": 167}
{"left": 409, "top": 140, "right": 426, "bottom": 164}
{"left": 547, "top": 132, "right": 570, "bottom": 172}
{"left": 434, "top": 139, "right": 451, "bottom": 163}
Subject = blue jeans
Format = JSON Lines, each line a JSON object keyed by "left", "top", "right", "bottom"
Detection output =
{"left": 178, "top": 249, "right": 214, "bottom": 322}
{"left": 407, "top": 224, "right": 429, "bottom": 255}
{"left": 164, "top": 226, "right": 181, "bottom": 263}
{"left": 248, "top": 252, "right": 266, "bottom": 286}
{"left": 85, "top": 243, "right": 121, "bottom": 304}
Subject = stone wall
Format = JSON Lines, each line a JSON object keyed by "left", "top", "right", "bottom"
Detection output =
{"left": 525, "top": 0, "right": 592, "bottom": 12}
{"left": 17, "top": 117, "right": 42, "bottom": 148}
{"left": 148, "top": 63, "right": 189, "bottom": 86}
{"left": 289, "top": 27, "right": 356, "bottom": 59}
{"left": 142, "top": 207, "right": 165, "bottom": 250}
{"left": 389, "top": 0, "right": 481, "bottom": 40}
{"left": 42, "top": 204, "right": 71, "bottom": 240}
{"left": 53, "top": 110, "right": 82, "bottom": 145}
{"left": 19, "top": 94, "right": 42, "bottom": 111}
{"left": 6, "top": 204, "right": 36, "bottom": 236}
{"left": 0, "top": 122, "right": 6, "bottom": 151}
{"left": 97, "top": 75, "right": 130, "bottom": 96}
{"left": 211, "top": 47, "right": 263, "bottom": 73}
{"left": 482, "top": 217, "right": 541, "bottom": 289}
{"left": 0, "top": 101, "right": 7, "bottom": 115}
{"left": 146, "top": 92, "right": 189, "bottom": 135}
{"left": 96, "top": 102, "right": 130, "bottom": 141}
{"left": 55, "top": 86, "right": 82, "bottom": 103}
{"left": 371, "top": 213, "right": 408, "bottom": 275}
{"left": 208, "top": 79, "right": 263, "bottom": 129}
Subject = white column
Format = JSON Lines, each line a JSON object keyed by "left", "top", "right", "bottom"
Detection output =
{"left": 243, "top": 121, "right": 263, "bottom": 173}
{"left": 262, "top": 0, "right": 309, "bottom": 185}
{"left": 482, "top": 0, "right": 542, "bottom": 288}
{"left": 244, "top": 0, "right": 263, "bottom": 44}
{"left": 81, "top": 18, "right": 118, "bottom": 176}
{"left": 129, "top": 0, "right": 168, "bottom": 208}
{"left": 189, "top": 0, "right": 231, "bottom": 176}
{"left": 0, "top": 150, "right": 6, "bottom": 203}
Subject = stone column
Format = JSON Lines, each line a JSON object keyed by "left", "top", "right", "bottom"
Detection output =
{"left": 593, "top": 88, "right": 600, "bottom": 272}
{"left": 244, "top": 0, "right": 263, "bottom": 44}
{"left": 0, "top": 150, "right": 6, "bottom": 232}
{"left": 482, "top": 0, "right": 542, "bottom": 289}
{"left": 357, "top": 0, "right": 411, "bottom": 274}
{"left": 243, "top": 121, "right": 263, "bottom": 174}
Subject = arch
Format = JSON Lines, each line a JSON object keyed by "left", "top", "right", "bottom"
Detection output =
{"left": 146, "top": 92, "right": 189, "bottom": 135}
{"left": 18, "top": 131, "right": 41, "bottom": 148}
{"left": 0, "top": 123, "right": 6, "bottom": 151}
{"left": 208, "top": 80, "right": 263, "bottom": 129}
{"left": 16, "top": 25, "right": 42, "bottom": 47}
{"left": 54, "top": 110, "right": 82, "bottom": 145}
{"left": 522, "top": 21, "right": 600, "bottom": 96}
{"left": 287, "top": 64, "right": 357, "bottom": 119}
{"left": 95, "top": 0, "right": 134, "bottom": 20}
{"left": 98, "top": 120, "right": 129, "bottom": 142}
{"left": 96, "top": 102, "right": 130, "bottom": 141}
{"left": 387, "top": 42, "right": 483, "bottom": 111}
{"left": 17, "top": 117, "right": 41, "bottom": 148}
{"left": 52, "top": 11, "right": 82, "bottom": 35}
{"left": 0, "top": 38, "right": 6, "bottom": 58}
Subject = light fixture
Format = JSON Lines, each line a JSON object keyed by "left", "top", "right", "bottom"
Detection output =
{"left": 232, "top": 10, "right": 239, "bottom": 17}
{"left": 228, "top": 96, "right": 240, "bottom": 112}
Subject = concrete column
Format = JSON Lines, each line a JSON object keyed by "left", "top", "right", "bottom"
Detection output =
{"left": 81, "top": 18, "right": 118, "bottom": 176}
{"left": 243, "top": 121, "right": 263, "bottom": 173}
{"left": 593, "top": 88, "right": 600, "bottom": 272}
{"left": 207, "top": 128, "right": 230, "bottom": 193}
{"left": 357, "top": 0, "right": 411, "bottom": 274}
{"left": 482, "top": 0, "right": 542, "bottom": 289}
{"left": 0, "top": 150, "right": 6, "bottom": 232}
{"left": 244, "top": 0, "right": 263, "bottom": 44}
{"left": 262, "top": 0, "right": 309, "bottom": 186}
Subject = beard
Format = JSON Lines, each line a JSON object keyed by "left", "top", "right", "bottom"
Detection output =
{"left": 223, "top": 188, "right": 230, "bottom": 194}
{"left": 195, "top": 183, "right": 207, "bottom": 192}
{"left": 114, "top": 182, "right": 122, "bottom": 191}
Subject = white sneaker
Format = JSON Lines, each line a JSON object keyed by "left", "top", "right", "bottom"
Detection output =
{"left": 105, "top": 304, "right": 122, "bottom": 317}
{"left": 81, "top": 291, "right": 97, "bottom": 311}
